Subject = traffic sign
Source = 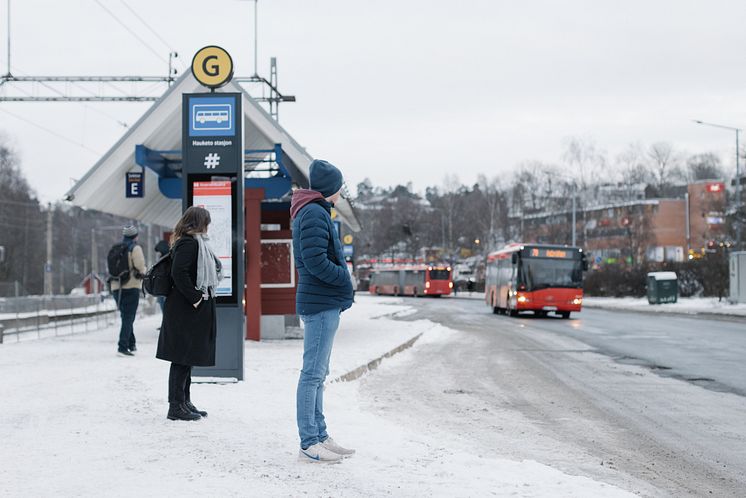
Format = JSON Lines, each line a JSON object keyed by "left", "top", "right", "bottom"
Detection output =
{"left": 191, "top": 46, "right": 234, "bottom": 89}
{"left": 343, "top": 245, "right": 354, "bottom": 257}
{"left": 188, "top": 95, "right": 235, "bottom": 137}
{"left": 343, "top": 234, "right": 353, "bottom": 245}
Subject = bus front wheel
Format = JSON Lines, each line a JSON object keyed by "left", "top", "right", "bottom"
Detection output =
{"left": 560, "top": 311, "right": 571, "bottom": 319}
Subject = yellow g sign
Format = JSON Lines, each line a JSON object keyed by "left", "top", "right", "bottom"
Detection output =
{"left": 191, "top": 46, "right": 234, "bottom": 89}
{"left": 343, "top": 234, "right": 353, "bottom": 245}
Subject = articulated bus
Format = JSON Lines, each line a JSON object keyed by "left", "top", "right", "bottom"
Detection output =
{"left": 369, "top": 265, "right": 453, "bottom": 297}
{"left": 485, "top": 244, "right": 587, "bottom": 318}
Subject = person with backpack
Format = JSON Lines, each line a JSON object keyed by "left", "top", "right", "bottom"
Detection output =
{"left": 290, "top": 159, "right": 355, "bottom": 462}
{"left": 156, "top": 206, "right": 221, "bottom": 422}
{"left": 108, "top": 225, "right": 146, "bottom": 357}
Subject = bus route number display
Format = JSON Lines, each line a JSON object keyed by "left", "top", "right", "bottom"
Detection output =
{"left": 192, "top": 181, "right": 233, "bottom": 297}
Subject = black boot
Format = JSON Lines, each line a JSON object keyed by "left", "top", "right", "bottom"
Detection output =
{"left": 167, "top": 402, "right": 201, "bottom": 421}
{"left": 185, "top": 401, "right": 208, "bottom": 417}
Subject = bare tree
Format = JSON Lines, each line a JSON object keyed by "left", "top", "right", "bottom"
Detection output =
{"left": 562, "top": 136, "right": 607, "bottom": 190}
{"left": 439, "top": 174, "right": 463, "bottom": 253}
{"left": 687, "top": 152, "right": 724, "bottom": 181}
{"left": 0, "top": 138, "right": 46, "bottom": 295}
{"left": 476, "top": 175, "right": 508, "bottom": 251}
{"left": 616, "top": 142, "right": 652, "bottom": 185}
{"left": 647, "top": 142, "right": 684, "bottom": 191}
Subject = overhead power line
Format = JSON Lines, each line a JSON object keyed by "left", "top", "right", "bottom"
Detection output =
{"left": 9, "top": 66, "right": 129, "bottom": 127}
{"left": 0, "top": 107, "right": 102, "bottom": 156}
{"left": 119, "top": 0, "right": 176, "bottom": 55}
{"left": 93, "top": 0, "right": 168, "bottom": 64}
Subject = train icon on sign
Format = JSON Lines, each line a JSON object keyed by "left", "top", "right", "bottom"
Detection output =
{"left": 192, "top": 104, "right": 232, "bottom": 132}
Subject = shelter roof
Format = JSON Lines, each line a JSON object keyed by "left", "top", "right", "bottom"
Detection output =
{"left": 65, "top": 72, "right": 360, "bottom": 231}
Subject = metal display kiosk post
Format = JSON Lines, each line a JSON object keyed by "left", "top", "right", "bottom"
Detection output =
{"left": 181, "top": 47, "right": 245, "bottom": 380}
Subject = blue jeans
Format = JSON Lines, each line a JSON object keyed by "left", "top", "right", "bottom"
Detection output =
{"left": 113, "top": 288, "right": 139, "bottom": 352}
{"left": 296, "top": 308, "right": 340, "bottom": 449}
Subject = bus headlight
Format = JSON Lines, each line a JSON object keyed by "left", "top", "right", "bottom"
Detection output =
{"left": 425, "top": 281, "right": 431, "bottom": 289}
{"left": 517, "top": 295, "right": 528, "bottom": 303}
{"left": 448, "top": 282, "right": 453, "bottom": 288}
{"left": 572, "top": 297, "right": 582, "bottom": 305}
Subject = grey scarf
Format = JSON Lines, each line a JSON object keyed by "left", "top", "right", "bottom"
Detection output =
{"left": 194, "top": 233, "right": 223, "bottom": 297}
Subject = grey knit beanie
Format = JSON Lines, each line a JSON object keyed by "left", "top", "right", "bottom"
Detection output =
{"left": 122, "top": 225, "right": 138, "bottom": 238}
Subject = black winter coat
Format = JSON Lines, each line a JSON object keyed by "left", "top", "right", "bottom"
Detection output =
{"left": 156, "top": 235, "right": 216, "bottom": 366}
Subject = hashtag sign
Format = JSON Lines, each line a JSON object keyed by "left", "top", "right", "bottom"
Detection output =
{"left": 204, "top": 153, "right": 221, "bottom": 169}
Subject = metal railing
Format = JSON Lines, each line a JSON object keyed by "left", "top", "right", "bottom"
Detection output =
{"left": 0, "top": 293, "right": 156, "bottom": 343}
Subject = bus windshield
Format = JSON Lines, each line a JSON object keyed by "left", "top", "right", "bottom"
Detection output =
{"left": 429, "top": 269, "right": 450, "bottom": 280}
{"left": 519, "top": 258, "right": 582, "bottom": 291}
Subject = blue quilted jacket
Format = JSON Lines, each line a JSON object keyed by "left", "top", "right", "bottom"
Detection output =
{"left": 291, "top": 191, "right": 353, "bottom": 315}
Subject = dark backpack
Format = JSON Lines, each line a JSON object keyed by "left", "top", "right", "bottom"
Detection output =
{"left": 107, "top": 243, "right": 131, "bottom": 284}
{"left": 142, "top": 251, "right": 173, "bottom": 297}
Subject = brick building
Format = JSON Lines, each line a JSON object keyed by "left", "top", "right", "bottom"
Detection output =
{"left": 514, "top": 181, "right": 726, "bottom": 267}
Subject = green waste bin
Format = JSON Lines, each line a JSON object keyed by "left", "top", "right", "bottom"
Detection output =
{"left": 647, "top": 272, "right": 678, "bottom": 304}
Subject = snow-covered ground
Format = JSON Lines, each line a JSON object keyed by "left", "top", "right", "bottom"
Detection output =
{"left": 1, "top": 295, "right": 632, "bottom": 497}
{"left": 583, "top": 296, "right": 746, "bottom": 317}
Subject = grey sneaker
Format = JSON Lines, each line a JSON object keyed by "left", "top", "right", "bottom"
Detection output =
{"left": 298, "top": 443, "right": 343, "bottom": 463}
{"left": 321, "top": 436, "right": 356, "bottom": 456}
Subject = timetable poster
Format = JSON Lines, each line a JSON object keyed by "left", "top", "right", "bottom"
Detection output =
{"left": 192, "top": 181, "right": 233, "bottom": 297}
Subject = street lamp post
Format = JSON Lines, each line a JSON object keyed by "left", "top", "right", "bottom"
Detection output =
{"left": 571, "top": 187, "right": 577, "bottom": 247}
{"left": 693, "top": 120, "right": 742, "bottom": 249}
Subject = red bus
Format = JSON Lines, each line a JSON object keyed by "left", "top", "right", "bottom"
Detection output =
{"left": 369, "top": 265, "right": 453, "bottom": 297}
{"left": 485, "top": 244, "right": 587, "bottom": 318}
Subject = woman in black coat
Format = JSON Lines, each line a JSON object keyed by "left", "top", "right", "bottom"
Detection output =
{"left": 156, "top": 206, "right": 221, "bottom": 421}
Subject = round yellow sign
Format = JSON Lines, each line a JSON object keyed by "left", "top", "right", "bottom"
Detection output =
{"left": 330, "top": 209, "right": 338, "bottom": 220}
{"left": 343, "top": 234, "right": 353, "bottom": 245}
{"left": 191, "top": 46, "right": 234, "bottom": 89}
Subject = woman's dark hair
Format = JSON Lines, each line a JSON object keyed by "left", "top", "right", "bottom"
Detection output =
{"left": 171, "top": 206, "right": 211, "bottom": 247}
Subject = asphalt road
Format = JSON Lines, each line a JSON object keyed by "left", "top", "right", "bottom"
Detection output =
{"left": 358, "top": 296, "right": 746, "bottom": 497}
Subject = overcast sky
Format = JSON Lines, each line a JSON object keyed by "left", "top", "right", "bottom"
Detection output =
{"left": 1, "top": 0, "right": 746, "bottom": 202}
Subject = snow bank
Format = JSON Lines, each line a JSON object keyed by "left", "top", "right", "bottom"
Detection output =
{"left": 584, "top": 296, "right": 746, "bottom": 317}
{"left": 0, "top": 295, "right": 632, "bottom": 497}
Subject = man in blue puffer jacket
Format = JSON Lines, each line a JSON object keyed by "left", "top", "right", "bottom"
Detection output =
{"left": 291, "top": 159, "right": 355, "bottom": 463}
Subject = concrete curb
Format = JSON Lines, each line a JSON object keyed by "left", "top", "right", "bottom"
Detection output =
{"left": 332, "top": 332, "right": 424, "bottom": 383}
{"left": 583, "top": 303, "right": 746, "bottom": 323}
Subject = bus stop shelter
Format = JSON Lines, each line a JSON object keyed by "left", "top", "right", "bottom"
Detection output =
{"left": 65, "top": 72, "right": 360, "bottom": 341}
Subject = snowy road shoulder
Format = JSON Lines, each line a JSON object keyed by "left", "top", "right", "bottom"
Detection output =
{"left": 583, "top": 296, "right": 746, "bottom": 318}
{"left": 0, "top": 295, "right": 633, "bottom": 497}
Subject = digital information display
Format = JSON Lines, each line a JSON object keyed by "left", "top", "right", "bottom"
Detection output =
{"left": 528, "top": 248, "right": 576, "bottom": 259}
{"left": 192, "top": 181, "right": 233, "bottom": 296}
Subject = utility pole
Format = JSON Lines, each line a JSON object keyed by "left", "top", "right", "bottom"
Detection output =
{"left": 6, "top": 0, "right": 11, "bottom": 76}
{"left": 571, "top": 188, "right": 577, "bottom": 247}
{"left": 737, "top": 129, "right": 741, "bottom": 250}
{"left": 91, "top": 228, "right": 98, "bottom": 297}
{"left": 45, "top": 203, "right": 53, "bottom": 295}
{"left": 254, "top": 0, "right": 259, "bottom": 76}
